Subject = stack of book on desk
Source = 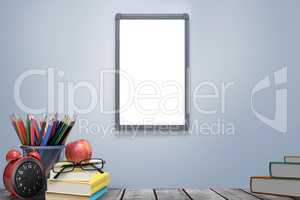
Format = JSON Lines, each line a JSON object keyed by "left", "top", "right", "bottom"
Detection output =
{"left": 251, "top": 156, "right": 300, "bottom": 197}
{"left": 46, "top": 170, "right": 110, "bottom": 200}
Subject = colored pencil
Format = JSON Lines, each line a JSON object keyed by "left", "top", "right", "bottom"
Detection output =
{"left": 14, "top": 114, "right": 27, "bottom": 145}
{"left": 30, "top": 116, "right": 35, "bottom": 146}
{"left": 30, "top": 114, "right": 41, "bottom": 145}
{"left": 10, "top": 113, "right": 76, "bottom": 146}
{"left": 17, "top": 117, "right": 27, "bottom": 145}
{"left": 54, "top": 119, "right": 70, "bottom": 145}
{"left": 42, "top": 122, "right": 53, "bottom": 146}
{"left": 40, "top": 114, "right": 47, "bottom": 138}
{"left": 60, "top": 120, "right": 76, "bottom": 145}
{"left": 10, "top": 115, "right": 24, "bottom": 145}
{"left": 26, "top": 114, "right": 31, "bottom": 145}
{"left": 60, "top": 113, "right": 77, "bottom": 144}
{"left": 50, "top": 117, "right": 69, "bottom": 145}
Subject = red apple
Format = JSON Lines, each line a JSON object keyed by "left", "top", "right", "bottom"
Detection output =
{"left": 65, "top": 139, "right": 92, "bottom": 163}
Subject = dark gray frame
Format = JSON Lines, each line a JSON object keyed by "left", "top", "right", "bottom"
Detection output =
{"left": 115, "top": 13, "right": 189, "bottom": 131}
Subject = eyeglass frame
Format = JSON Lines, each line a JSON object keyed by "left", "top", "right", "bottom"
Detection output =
{"left": 52, "top": 158, "right": 105, "bottom": 179}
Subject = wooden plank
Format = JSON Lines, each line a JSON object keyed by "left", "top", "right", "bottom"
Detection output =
{"left": 242, "top": 189, "right": 294, "bottom": 200}
{"left": 122, "top": 189, "right": 156, "bottom": 200}
{"left": 155, "top": 189, "right": 190, "bottom": 200}
{"left": 102, "top": 188, "right": 124, "bottom": 200}
{"left": 1, "top": 188, "right": 294, "bottom": 200}
{"left": 183, "top": 188, "right": 225, "bottom": 200}
{"left": 212, "top": 188, "right": 260, "bottom": 200}
{"left": 0, "top": 188, "right": 122, "bottom": 200}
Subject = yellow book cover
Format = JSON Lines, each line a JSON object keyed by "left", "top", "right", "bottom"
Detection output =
{"left": 91, "top": 180, "right": 109, "bottom": 194}
{"left": 49, "top": 171, "right": 110, "bottom": 185}
{"left": 47, "top": 180, "right": 109, "bottom": 196}
{"left": 47, "top": 172, "right": 110, "bottom": 196}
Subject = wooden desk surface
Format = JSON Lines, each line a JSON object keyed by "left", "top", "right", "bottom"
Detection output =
{"left": 0, "top": 188, "right": 297, "bottom": 200}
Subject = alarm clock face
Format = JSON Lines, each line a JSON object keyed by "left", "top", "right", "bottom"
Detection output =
{"left": 13, "top": 159, "right": 44, "bottom": 198}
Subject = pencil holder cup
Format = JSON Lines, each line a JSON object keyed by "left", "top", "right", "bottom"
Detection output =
{"left": 21, "top": 145, "right": 65, "bottom": 177}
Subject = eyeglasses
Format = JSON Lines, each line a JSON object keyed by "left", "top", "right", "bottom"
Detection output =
{"left": 52, "top": 158, "right": 105, "bottom": 179}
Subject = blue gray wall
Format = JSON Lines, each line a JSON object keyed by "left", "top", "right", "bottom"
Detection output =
{"left": 0, "top": 0, "right": 300, "bottom": 188}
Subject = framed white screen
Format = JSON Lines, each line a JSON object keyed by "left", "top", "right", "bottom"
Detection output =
{"left": 115, "top": 14, "right": 189, "bottom": 130}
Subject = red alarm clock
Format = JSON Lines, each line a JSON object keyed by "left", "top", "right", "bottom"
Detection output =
{"left": 3, "top": 149, "right": 45, "bottom": 199}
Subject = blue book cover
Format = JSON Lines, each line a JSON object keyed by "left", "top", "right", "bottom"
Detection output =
{"left": 90, "top": 187, "right": 108, "bottom": 200}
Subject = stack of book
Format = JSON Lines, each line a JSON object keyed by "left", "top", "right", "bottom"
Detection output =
{"left": 46, "top": 170, "right": 110, "bottom": 200}
{"left": 251, "top": 155, "right": 300, "bottom": 197}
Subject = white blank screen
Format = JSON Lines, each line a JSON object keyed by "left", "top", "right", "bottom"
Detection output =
{"left": 119, "top": 19, "right": 185, "bottom": 126}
